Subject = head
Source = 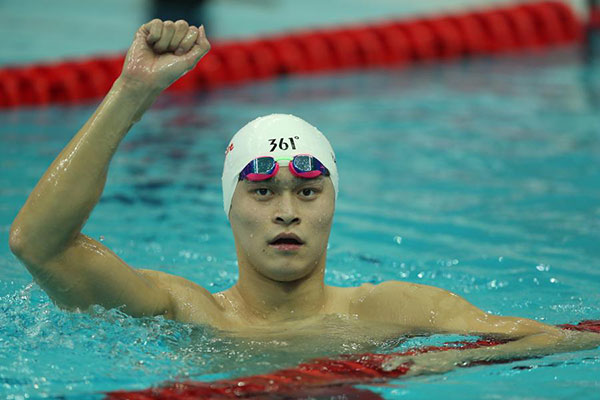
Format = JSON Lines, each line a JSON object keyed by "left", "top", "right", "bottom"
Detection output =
{"left": 222, "top": 114, "right": 338, "bottom": 283}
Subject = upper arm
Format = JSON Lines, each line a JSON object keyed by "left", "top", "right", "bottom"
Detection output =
{"left": 137, "top": 268, "right": 225, "bottom": 325}
{"left": 352, "top": 281, "right": 559, "bottom": 338}
{"left": 427, "top": 287, "right": 559, "bottom": 338}
{"left": 17, "top": 233, "right": 173, "bottom": 318}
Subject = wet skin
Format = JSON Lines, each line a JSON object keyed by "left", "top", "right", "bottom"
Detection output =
{"left": 9, "top": 18, "right": 600, "bottom": 377}
{"left": 229, "top": 168, "right": 334, "bottom": 284}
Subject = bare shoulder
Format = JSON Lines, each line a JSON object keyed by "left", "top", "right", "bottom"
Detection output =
{"left": 350, "top": 280, "right": 453, "bottom": 302}
{"left": 346, "top": 280, "right": 563, "bottom": 336}
{"left": 348, "top": 280, "right": 461, "bottom": 326}
{"left": 137, "top": 269, "right": 225, "bottom": 326}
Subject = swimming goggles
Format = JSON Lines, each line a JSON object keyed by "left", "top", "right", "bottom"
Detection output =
{"left": 239, "top": 155, "right": 330, "bottom": 181}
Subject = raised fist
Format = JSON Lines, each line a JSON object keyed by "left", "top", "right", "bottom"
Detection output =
{"left": 121, "top": 19, "right": 211, "bottom": 91}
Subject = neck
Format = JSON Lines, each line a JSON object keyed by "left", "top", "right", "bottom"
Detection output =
{"left": 230, "top": 257, "right": 328, "bottom": 323}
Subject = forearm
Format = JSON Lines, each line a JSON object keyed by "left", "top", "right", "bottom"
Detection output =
{"left": 465, "top": 330, "right": 599, "bottom": 362}
{"left": 384, "top": 330, "right": 600, "bottom": 376}
{"left": 10, "top": 77, "right": 160, "bottom": 262}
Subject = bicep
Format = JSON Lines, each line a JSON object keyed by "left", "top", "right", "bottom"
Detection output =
{"left": 30, "top": 233, "right": 172, "bottom": 317}
{"left": 431, "top": 289, "right": 559, "bottom": 338}
{"left": 356, "top": 281, "right": 558, "bottom": 338}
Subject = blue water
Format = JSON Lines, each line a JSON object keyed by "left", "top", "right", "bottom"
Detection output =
{"left": 0, "top": 0, "right": 516, "bottom": 65}
{"left": 1, "top": 48, "right": 600, "bottom": 399}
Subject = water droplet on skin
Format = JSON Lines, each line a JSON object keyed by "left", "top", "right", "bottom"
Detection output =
{"left": 429, "top": 310, "right": 436, "bottom": 323}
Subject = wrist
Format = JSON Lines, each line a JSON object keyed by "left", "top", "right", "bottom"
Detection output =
{"left": 112, "top": 76, "right": 164, "bottom": 100}
{"left": 107, "top": 76, "right": 164, "bottom": 122}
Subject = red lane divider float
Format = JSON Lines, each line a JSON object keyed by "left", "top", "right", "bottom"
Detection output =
{"left": 590, "top": 1, "right": 600, "bottom": 29}
{"left": 0, "top": 1, "right": 584, "bottom": 108}
{"left": 106, "top": 320, "right": 600, "bottom": 400}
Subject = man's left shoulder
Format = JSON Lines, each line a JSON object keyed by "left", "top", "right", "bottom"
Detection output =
{"left": 348, "top": 280, "right": 457, "bottom": 312}
{"left": 355, "top": 280, "right": 452, "bottom": 298}
{"left": 347, "top": 280, "right": 468, "bottom": 327}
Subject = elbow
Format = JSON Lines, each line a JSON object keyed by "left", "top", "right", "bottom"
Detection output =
{"left": 10, "top": 221, "right": 75, "bottom": 267}
{"left": 8, "top": 223, "right": 26, "bottom": 258}
{"left": 8, "top": 223, "right": 43, "bottom": 264}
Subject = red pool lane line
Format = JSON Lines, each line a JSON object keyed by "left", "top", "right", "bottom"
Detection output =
{"left": 106, "top": 320, "right": 600, "bottom": 400}
{"left": 590, "top": 2, "right": 600, "bottom": 29}
{"left": 0, "top": 1, "right": 584, "bottom": 109}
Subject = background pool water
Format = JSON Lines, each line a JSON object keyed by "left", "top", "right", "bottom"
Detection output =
{"left": 3, "top": 0, "right": 574, "bottom": 65}
{"left": 1, "top": 47, "right": 600, "bottom": 399}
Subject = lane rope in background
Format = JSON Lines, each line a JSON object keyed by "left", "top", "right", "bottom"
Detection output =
{"left": 106, "top": 320, "right": 600, "bottom": 400}
{"left": 0, "top": 1, "right": 584, "bottom": 108}
{"left": 2, "top": 0, "right": 596, "bottom": 398}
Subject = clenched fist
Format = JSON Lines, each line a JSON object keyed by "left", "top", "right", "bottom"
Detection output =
{"left": 121, "top": 19, "right": 211, "bottom": 91}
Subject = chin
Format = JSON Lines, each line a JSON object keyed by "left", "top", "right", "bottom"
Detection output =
{"left": 261, "top": 262, "right": 315, "bottom": 283}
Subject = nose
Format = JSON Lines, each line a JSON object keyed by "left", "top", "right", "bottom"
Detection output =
{"left": 273, "top": 193, "right": 300, "bottom": 226}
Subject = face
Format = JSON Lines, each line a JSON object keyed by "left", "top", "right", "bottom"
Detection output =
{"left": 229, "top": 166, "right": 335, "bottom": 282}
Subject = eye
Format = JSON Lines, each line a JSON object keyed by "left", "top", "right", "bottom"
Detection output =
{"left": 299, "top": 188, "right": 318, "bottom": 198}
{"left": 254, "top": 188, "right": 272, "bottom": 196}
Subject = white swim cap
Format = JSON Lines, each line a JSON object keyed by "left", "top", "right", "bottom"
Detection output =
{"left": 222, "top": 114, "right": 338, "bottom": 218}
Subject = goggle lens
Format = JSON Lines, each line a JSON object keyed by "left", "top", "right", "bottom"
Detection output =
{"left": 254, "top": 157, "right": 276, "bottom": 174}
{"left": 292, "top": 155, "right": 313, "bottom": 172}
{"left": 239, "top": 155, "right": 328, "bottom": 181}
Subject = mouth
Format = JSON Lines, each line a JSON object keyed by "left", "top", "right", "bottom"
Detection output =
{"left": 269, "top": 233, "right": 304, "bottom": 251}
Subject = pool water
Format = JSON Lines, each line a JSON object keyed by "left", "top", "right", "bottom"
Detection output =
{"left": 1, "top": 48, "right": 599, "bottom": 399}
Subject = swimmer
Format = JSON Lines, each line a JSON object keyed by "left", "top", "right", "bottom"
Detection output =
{"left": 9, "top": 19, "right": 600, "bottom": 377}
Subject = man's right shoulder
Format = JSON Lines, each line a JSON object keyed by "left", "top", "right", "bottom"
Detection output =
{"left": 137, "top": 269, "right": 227, "bottom": 326}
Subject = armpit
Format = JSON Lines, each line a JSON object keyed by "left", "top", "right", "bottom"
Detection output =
{"left": 137, "top": 269, "right": 225, "bottom": 326}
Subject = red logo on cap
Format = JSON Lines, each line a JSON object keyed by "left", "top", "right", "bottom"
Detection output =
{"left": 225, "top": 143, "right": 234, "bottom": 156}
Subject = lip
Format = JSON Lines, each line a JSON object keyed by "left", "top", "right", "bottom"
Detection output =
{"left": 268, "top": 232, "right": 305, "bottom": 251}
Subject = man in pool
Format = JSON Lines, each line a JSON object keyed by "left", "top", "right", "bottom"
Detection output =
{"left": 9, "top": 19, "right": 599, "bottom": 376}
